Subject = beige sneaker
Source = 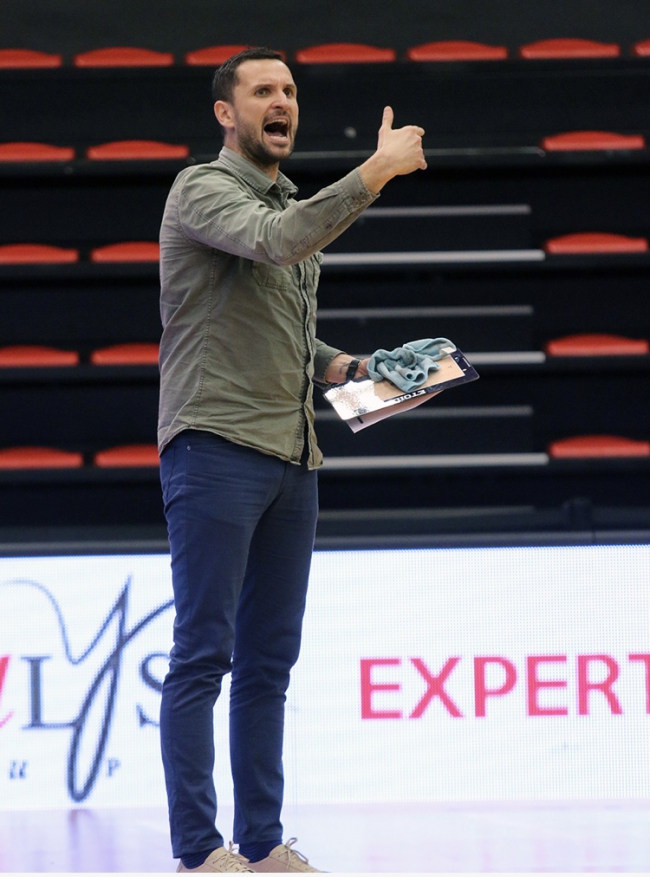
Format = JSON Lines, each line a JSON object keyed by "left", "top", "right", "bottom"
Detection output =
{"left": 246, "top": 838, "right": 323, "bottom": 873}
{"left": 177, "top": 846, "right": 254, "bottom": 873}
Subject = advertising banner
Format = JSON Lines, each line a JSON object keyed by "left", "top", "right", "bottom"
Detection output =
{"left": 0, "top": 546, "right": 648, "bottom": 810}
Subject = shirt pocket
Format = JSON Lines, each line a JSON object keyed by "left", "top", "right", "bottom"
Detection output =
{"left": 252, "top": 261, "right": 291, "bottom": 290}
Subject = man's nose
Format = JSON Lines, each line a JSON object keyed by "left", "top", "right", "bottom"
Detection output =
{"left": 272, "top": 89, "right": 290, "bottom": 108}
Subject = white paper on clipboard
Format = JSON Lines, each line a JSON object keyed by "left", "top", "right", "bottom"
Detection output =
{"left": 323, "top": 348, "right": 479, "bottom": 432}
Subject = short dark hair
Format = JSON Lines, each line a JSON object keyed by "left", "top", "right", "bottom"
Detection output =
{"left": 211, "top": 47, "right": 285, "bottom": 104}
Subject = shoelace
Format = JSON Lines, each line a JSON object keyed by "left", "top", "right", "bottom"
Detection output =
{"left": 226, "top": 844, "right": 254, "bottom": 872}
{"left": 279, "top": 838, "right": 311, "bottom": 869}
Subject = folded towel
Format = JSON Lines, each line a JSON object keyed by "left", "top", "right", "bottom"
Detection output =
{"left": 367, "top": 338, "right": 456, "bottom": 391}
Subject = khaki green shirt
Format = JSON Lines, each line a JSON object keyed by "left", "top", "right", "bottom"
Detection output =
{"left": 157, "top": 147, "right": 378, "bottom": 468}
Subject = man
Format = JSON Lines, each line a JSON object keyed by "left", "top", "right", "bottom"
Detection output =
{"left": 158, "top": 47, "right": 426, "bottom": 873}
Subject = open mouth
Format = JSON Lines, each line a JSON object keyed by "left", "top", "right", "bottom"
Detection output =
{"left": 263, "top": 117, "right": 290, "bottom": 143}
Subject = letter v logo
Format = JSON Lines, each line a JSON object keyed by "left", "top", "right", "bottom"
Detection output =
{"left": 0, "top": 655, "right": 14, "bottom": 729}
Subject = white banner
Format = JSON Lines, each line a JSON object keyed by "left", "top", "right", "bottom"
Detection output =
{"left": 0, "top": 545, "right": 648, "bottom": 810}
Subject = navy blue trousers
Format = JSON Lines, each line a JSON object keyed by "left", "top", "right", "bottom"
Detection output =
{"left": 159, "top": 430, "right": 318, "bottom": 858}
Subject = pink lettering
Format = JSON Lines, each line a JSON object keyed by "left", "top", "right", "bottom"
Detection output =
{"left": 526, "top": 655, "right": 568, "bottom": 716}
{"left": 0, "top": 655, "right": 13, "bottom": 729}
{"left": 577, "top": 655, "right": 622, "bottom": 715}
{"left": 474, "top": 657, "right": 517, "bottom": 717}
{"left": 409, "top": 657, "right": 463, "bottom": 718}
{"left": 629, "top": 654, "right": 650, "bottom": 713}
{"left": 360, "top": 658, "right": 402, "bottom": 719}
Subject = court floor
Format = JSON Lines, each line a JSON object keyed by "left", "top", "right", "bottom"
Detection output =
{"left": 0, "top": 800, "right": 649, "bottom": 872}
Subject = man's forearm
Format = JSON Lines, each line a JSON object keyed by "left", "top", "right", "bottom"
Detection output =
{"left": 357, "top": 152, "right": 401, "bottom": 195}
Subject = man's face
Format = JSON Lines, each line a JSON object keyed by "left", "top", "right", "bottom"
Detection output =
{"left": 216, "top": 59, "right": 299, "bottom": 173}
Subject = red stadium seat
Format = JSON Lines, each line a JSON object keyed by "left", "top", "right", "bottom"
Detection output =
{"left": 0, "top": 345, "right": 79, "bottom": 367}
{"left": 407, "top": 41, "right": 508, "bottom": 61}
{"left": 632, "top": 39, "right": 650, "bottom": 56}
{"left": 0, "top": 244, "right": 79, "bottom": 264}
{"left": 545, "top": 334, "right": 650, "bottom": 356}
{"left": 544, "top": 232, "right": 649, "bottom": 254}
{"left": 0, "top": 49, "right": 62, "bottom": 68}
{"left": 549, "top": 435, "right": 650, "bottom": 458}
{"left": 185, "top": 44, "right": 250, "bottom": 65}
{"left": 86, "top": 140, "right": 190, "bottom": 160}
{"left": 295, "top": 43, "right": 396, "bottom": 63}
{"left": 73, "top": 47, "right": 174, "bottom": 67}
{"left": 519, "top": 38, "right": 621, "bottom": 59}
{"left": 184, "top": 45, "right": 286, "bottom": 65}
{"left": 93, "top": 444, "right": 160, "bottom": 467}
{"left": 0, "top": 447, "right": 84, "bottom": 469}
{"left": 90, "top": 343, "right": 159, "bottom": 365}
{"left": 90, "top": 241, "right": 160, "bottom": 262}
{"left": 0, "top": 142, "right": 75, "bottom": 161}
{"left": 542, "top": 130, "right": 646, "bottom": 151}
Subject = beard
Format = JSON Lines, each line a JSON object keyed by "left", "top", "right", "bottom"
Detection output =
{"left": 235, "top": 116, "right": 296, "bottom": 169}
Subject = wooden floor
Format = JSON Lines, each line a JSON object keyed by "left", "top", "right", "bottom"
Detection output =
{"left": 0, "top": 801, "right": 649, "bottom": 873}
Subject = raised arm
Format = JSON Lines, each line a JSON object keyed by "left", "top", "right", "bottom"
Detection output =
{"left": 174, "top": 107, "right": 426, "bottom": 267}
{"left": 175, "top": 163, "right": 376, "bottom": 267}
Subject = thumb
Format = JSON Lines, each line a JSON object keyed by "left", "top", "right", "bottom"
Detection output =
{"left": 381, "top": 105, "right": 394, "bottom": 130}
{"left": 377, "top": 105, "right": 393, "bottom": 149}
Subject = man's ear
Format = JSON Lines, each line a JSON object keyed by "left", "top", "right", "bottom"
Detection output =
{"left": 214, "top": 100, "right": 235, "bottom": 131}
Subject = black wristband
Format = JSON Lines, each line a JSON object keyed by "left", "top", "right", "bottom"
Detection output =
{"left": 345, "top": 358, "right": 360, "bottom": 382}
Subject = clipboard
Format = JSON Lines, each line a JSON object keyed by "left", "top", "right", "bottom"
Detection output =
{"left": 323, "top": 347, "right": 479, "bottom": 432}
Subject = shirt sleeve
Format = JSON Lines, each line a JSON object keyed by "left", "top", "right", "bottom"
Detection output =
{"left": 175, "top": 164, "right": 378, "bottom": 267}
{"left": 313, "top": 339, "right": 344, "bottom": 384}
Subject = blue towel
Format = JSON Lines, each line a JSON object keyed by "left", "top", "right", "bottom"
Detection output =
{"left": 367, "top": 338, "right": 456, "bottom": 392}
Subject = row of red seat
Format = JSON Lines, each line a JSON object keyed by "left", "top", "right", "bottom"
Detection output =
{"left": 0, "top": 334, "right": 647, "bottom": 370}
{"left": 0, "top": 434, "right": 648, "bottom": 469}
{"left": 0, "top": 444, "right": 159, "bottom": 468}
{"left": 0, "top": 140, "right": 189, "bottom": 161}
{"left": 0, "top": 233, "right": 646, "bottom": 266}
{"left": 1, "top": 40, "right": 650, "bottom": 68}
{"left": 0, "top": 242, "right": 160, "bottom": 263}
{"left": 0, "top": 131, "right": 646, "bottom": 164}
{"left": 549, "top": 436, "right": 650, "bottom": 457}
{"left": 0, "top": 343, "right": 159, "bottom": 366}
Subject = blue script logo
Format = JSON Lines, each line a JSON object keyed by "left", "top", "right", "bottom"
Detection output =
{"left": 1, "top": 576, "right": 173, "bottom": 802}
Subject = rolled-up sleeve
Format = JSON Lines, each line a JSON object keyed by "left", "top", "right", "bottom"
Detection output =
{"left": 313, "top": 339, "right": 344, "bottom": 383}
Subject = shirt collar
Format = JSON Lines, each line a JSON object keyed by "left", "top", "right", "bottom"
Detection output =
{"left": 217, "top": 146, "right": 298, "bottom": 198}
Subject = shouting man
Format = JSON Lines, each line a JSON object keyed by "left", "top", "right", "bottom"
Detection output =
{"left": 158, "top": 46, "right": 426, "bottom": 873}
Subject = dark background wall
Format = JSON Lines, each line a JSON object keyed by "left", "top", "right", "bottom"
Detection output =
{"left": 2, "top": 0, "right": 650, "bottom": 546}
{"left": 0, "top": 0, "right": 647, "bottom": 56}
